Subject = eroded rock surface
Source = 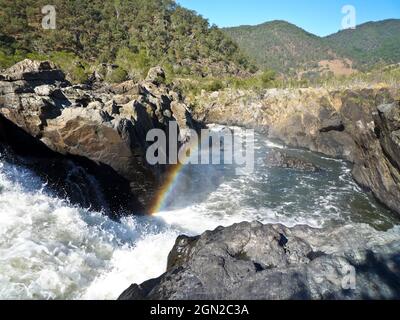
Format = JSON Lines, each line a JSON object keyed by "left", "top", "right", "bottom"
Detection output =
{"left": 0, "top": 60, "right": 199, "bottom": 214}
{"left": 119, "top": 221, "right": 400, "bottom": 300}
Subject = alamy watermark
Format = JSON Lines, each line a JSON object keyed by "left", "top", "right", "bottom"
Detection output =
{"left": 146, "top": 123, "right": 255, "bottom": 175}
{"left": 342, "top": 5, "right": 357, "bottom": 30}
{"left": 310, "top": 264, "right": 357, "bottom": 292}
{"left": 341, "top": 265, "right": 357, "bottom": 290}
{"left": 41, "top": 5, "right": 56, "bottom": 30}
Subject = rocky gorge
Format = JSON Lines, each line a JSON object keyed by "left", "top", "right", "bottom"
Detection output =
{"left": 120, "top": 85, "right": 400, "bottom": 300}
{"left": 1, "top": 60, "right": 400, "bottom": 300}
{"left": 191, "top": 87, "right": 400, "bottom": 216}
{"left": 0, "top": 60, "right": 199, "bottom": 217}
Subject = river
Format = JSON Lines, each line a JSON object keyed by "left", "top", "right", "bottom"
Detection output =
{"left": 0, "top": 126, "right": 397, "bottom": 299}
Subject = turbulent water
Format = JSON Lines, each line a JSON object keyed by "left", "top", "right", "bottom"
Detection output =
{"left": 0, "top": 126, "right": 398, "bottom": 299}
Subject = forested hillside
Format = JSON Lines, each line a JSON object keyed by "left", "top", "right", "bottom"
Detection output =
{"left": 224, "top": 20, "right": 336, "bottom": 74}
{"left": 326, "top": 19, "right": 400, "bottom": 70}
{"left": 1, "top": 1, "right": 398, "bottom": 84}
{"left": 0, "top": 0, "right": 255, "bottom": 81}
{"left": 224, "top": 19, "right": 400, "bottom": 74}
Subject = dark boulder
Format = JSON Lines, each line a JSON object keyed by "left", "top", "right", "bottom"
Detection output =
{"left": 119, "top": 221, "right": 400, "bottom": 300}
{"left": 319, "top": 112, "right": 345, "bottom": 133}
{"left": 375, "top": 102, "right": 400, "bottom": 169}
{"left": 351, "top": 101, "right": 400, "bottom": 215}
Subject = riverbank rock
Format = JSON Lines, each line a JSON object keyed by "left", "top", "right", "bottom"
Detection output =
{"left": 0, "top": 60, "right": 199, "bottom": 215}
{"left": 351, "top": 101, "right": 400, "bottom": 215}
{"left": 191, "top": 87, "right": 400, "bottom": 215}
{"left": 266, "top": 150, "right": 320, "bottom": 172}
{"left": 119, "top": 221, "right": 400, "bottom": 300}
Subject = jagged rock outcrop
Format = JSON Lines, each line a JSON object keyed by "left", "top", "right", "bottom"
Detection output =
{"left": 119, "top": 221, "right": 400, "bottom": 300}
{"left": 0, "top": 59, "right": 66, "bottom": 83}
{"left": 0, "top": 60, "right": 199, "bottom": 214}
{"left": 191, "top": 87, "right": 400, "bottom": 215}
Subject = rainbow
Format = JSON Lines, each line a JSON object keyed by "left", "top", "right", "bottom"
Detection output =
{"left": 149, "top": 138, "right": 199, "bottom": 215}
{"left": 149, "top": 163, "right": 185, "bottom": 214}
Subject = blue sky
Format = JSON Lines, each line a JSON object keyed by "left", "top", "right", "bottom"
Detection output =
{"left": 177, "top": 0, "right": 400, "bottom": 36}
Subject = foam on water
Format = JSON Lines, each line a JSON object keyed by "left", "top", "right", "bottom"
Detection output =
{"left": 81, "top": 228, "right": 179, "bottom": 300}
{"left": 0, "top": 159, "right": 180, "bottom": 299}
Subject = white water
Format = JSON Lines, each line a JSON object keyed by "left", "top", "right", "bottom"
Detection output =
{"left": 0, "top": 159, "right": 181, "bottom": 299}
{"left": 0, "top": 157, "right": 266, "bottom": 300}
{"left": 0, "top": 126, "right": 398, "bottom": 299}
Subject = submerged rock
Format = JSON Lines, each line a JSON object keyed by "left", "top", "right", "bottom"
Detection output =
{"left": 119, "top": 221, "right": 400, "bottom": 300}
{"left": 266, "top": 150, "right": 320, "bottom": 172}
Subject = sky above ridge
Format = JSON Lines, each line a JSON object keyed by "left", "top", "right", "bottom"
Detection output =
{"left": 177, "top": 0, "right": 400, "bottom": 36}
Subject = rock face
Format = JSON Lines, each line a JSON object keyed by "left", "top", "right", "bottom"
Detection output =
{"left": 351, "top": 102, "right": 400, "bottom": 216}
{"left": 119, "top": 221, "right": 400, "bottom": 300}
{"left": 0, "top": 60, "right": 199, "bottom": 214}
{"left": 266, "top": 150, "right": 320, "bottom": 172}
{"left": 192, "top": 87, "right": 400, "bottom": 215}
{"left": 0, "top": 113, "right": 142, "bottom": 217}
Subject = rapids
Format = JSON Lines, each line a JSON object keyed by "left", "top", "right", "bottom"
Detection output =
{"left": 0, "top": 126, "right": 398, "bottom": 299}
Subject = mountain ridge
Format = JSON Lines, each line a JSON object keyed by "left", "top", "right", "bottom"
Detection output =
{"left": 224, "top": 18, "right": 400, "bottom": 75}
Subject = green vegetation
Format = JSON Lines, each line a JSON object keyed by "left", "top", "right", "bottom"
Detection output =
{"left": 326, "top": 20, "right": 400, "bottom": 70}
{"left": 0, "top": 1, "right": 398, "bottom": 90}
{"left": 178, "top": 63, "right": 400, "bottom": 100}
{"left": 48, "top": 51, "right": 91, "bottom": 83}
{"left": 313, "top": 63, "right": 400, "bottom": 89}
{"left": 224, "top": 19, "right": 400, "bottom": 74}
{"left": 175, "top": 68, "right": 281, "bottom": 99}
{"left": 105, "top": 67, "right": 128, "bottom": 84}
{"left": 0, "top": 0, "right": 255, "bottom": 82}
{"left": 224, "top": 21, "right": 334, "bottom": 75}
